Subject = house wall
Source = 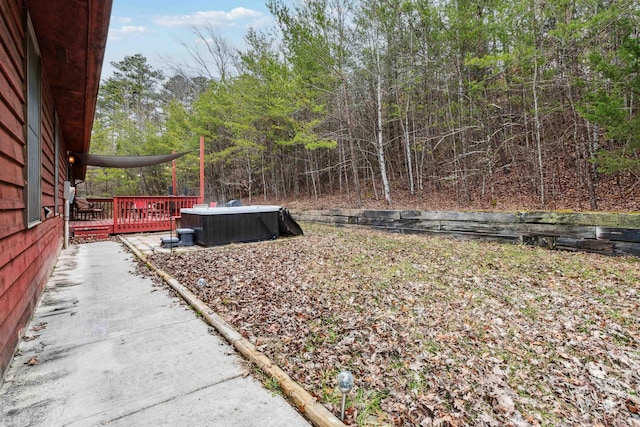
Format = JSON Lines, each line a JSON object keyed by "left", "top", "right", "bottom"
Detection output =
{"left": 0, "top": 0, "right": 65, "bottom": 378}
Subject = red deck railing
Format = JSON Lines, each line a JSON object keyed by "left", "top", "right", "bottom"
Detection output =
{"left": 113, "top": 196, "right": 199, "bottom": 234}
{"left": 81, "top": 196, "right": 199, "bottom": 234}
{"left": 86, "top": 198, "right": 113, "bottom": 220}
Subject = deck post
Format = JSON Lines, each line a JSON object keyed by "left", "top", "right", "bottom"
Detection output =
{"left": 113, "top": 197, "right": 119, "bottom": 233}
{"left": 199, "top": 135, "right": 205, "bottom": 204}
{"left": 172, "top": 150, "right": 177, "bottom": 196}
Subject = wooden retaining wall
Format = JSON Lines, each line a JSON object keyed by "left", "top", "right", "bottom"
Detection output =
{"left": 291, "top": 209, "right": 640, "bottom": 257}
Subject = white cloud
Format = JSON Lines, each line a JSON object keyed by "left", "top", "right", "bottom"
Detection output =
{"left": 227, "top": 7, "right": 262, "bottom": 20}
{"left": 153, "top": 7, "right": 262, "bottom": 28}
{"left": 109, "top": 25, "right": 149, "bottom": 41}
{"left": 115, "top": 16, "right": 132, "bottom": 24}
{"left": 195, "top": 37, "right": 214, "bottom": 45}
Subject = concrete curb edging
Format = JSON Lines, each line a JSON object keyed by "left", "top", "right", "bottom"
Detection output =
{"left": 119, "top": 237, "right": 345, "bottom": 427}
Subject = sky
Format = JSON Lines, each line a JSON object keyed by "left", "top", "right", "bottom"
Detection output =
{"left": 102, "top": 0, "right": 291, "bottom": 81}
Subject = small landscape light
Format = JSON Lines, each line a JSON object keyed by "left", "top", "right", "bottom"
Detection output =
{"left": 337, "top": 370, "right": 354, "bottom": 421}
{"left": 197, "top": 278, "right": 207, "bottom": 288}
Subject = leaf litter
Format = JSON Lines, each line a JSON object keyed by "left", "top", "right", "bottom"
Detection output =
{"left": 147, "top": 222, "right": 640, "bottom": 426}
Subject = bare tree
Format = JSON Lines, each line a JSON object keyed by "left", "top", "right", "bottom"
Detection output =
{"left": 162, "top": 24, "right": 239, "bottom": 81}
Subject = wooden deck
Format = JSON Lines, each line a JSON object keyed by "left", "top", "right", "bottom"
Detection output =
{"left": 70, "top": 216, "right": 182, "bottom": 240}
{"left": 70, "top": 219, "right": 113, "bottom": 240}
{"left": 70, "top": 196, "right": 199, "bottom": 240}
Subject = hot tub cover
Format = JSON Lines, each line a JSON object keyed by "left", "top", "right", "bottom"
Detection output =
{"left": 181, "top": 205, "right": 282, "bottom": 215}
{"left": 180, "top": 205, "right": 303, "bottom": 237}
{"left": 279, "top": 208, "right": 303, "bottom": 236}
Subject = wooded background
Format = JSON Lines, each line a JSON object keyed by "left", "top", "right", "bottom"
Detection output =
{"left": 85, "top": 0, "right": 640, "bottom": 212}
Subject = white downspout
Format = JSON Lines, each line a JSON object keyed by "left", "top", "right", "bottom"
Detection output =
{"left": 63, "top": 181, "right": 74, "bottom": 248}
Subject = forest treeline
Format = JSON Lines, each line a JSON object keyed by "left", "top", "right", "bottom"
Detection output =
{"left": 87, "top": 0, "right": 640, "bottom": 211}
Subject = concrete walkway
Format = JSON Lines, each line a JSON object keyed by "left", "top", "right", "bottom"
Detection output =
{"left": 0, "top": 241, "right": 310, "bottom": 427}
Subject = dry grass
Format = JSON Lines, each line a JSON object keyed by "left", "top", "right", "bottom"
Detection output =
{"left": 148, "top": 222, "right": 640, "bottom": 426}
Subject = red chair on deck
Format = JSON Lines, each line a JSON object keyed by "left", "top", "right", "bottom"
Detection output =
{"left": 133, "top": 200, "right": 148, "bottom": 219}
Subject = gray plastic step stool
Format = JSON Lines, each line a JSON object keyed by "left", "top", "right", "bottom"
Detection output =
{"left": 176, "top": 228, "right": 195, "bottom": 246}
{"left": 160, "top": 236, "right": 179, "bottom": 248}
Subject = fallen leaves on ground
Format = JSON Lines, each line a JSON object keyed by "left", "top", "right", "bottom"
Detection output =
{"left": 24, "top": 357, "right": 39, "bottom": 366}
{"left": 30, "top": 322, "right": 47, "bottom": 332}
{"left": 147, "top": 223, "right": 640, "bottom": 426}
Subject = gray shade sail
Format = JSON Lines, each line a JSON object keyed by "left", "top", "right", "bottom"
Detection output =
{"left": 71, "top": 152, "right": 189, "bottom": 168}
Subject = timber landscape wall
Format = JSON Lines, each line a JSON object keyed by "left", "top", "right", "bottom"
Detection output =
{"left": 292, "top": 209, "right": 640, "bottom": 257}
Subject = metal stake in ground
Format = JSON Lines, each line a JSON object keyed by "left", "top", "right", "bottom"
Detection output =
{"left": 337, "top": 370, "right": 354, "bottom": 421}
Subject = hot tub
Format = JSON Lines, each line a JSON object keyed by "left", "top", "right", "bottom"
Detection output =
{"left": 180, "top": 205, "right": 281, "bottom": 246}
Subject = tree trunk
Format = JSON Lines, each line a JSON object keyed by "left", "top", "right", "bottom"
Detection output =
{"left": 342, "top": 80, "right": 362, "bottom": 207}
{"left": 398, "top": 95, "right": 415, "bottom": 195}
{"left": 587, "top": 122, "right": 599, "bottom": 210}
{"left": 533, "top": 49, "right": 545, "bottom": 207}
{"left": 375, "top": 56, "right": 392, "bottom": 205}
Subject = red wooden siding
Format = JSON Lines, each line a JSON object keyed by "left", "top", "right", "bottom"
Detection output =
{"left": 0, "top": 0, "right": 66, "bottom": 378}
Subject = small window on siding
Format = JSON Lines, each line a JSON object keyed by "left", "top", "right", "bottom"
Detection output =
{"left": 26, "top": 18, "right": 41, "bottom": 226}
